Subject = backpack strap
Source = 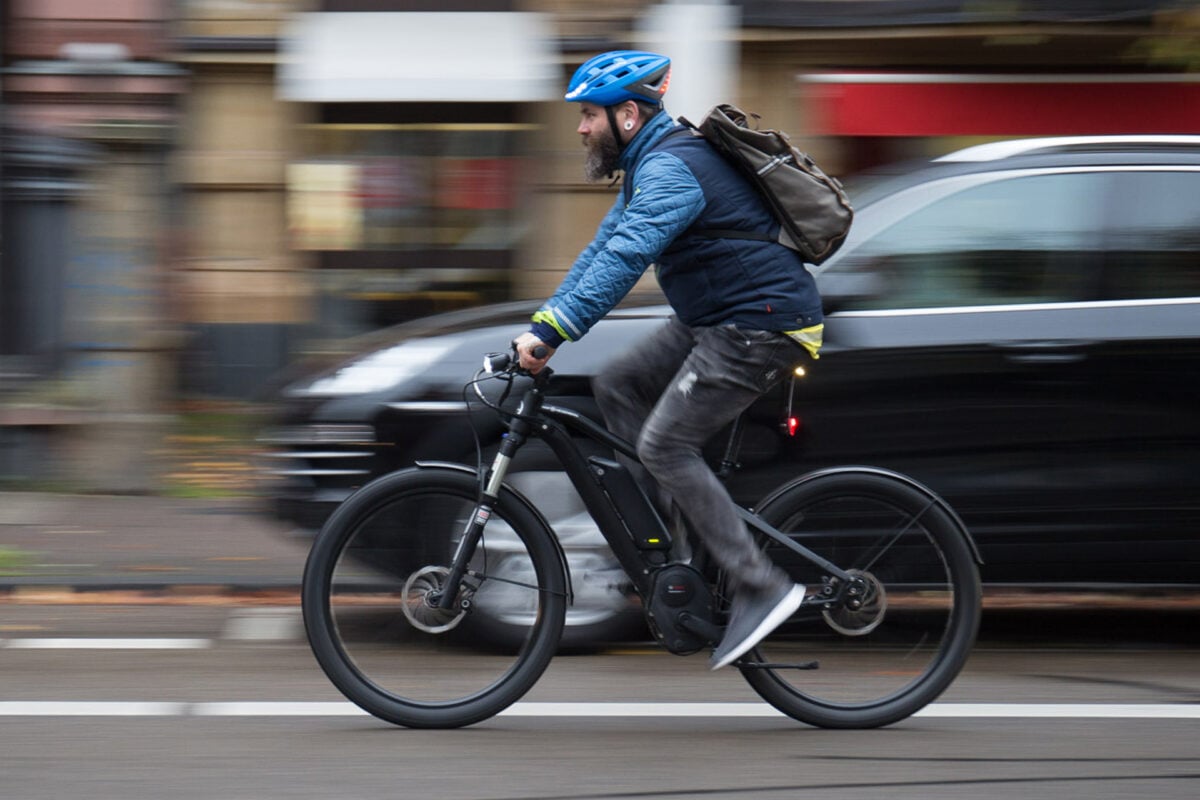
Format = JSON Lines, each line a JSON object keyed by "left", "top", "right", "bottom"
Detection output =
{"left": 621, "top": 124, "right": 777, "bottom": 245}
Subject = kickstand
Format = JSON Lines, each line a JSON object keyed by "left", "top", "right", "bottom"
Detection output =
{"left": 737, "top": 659, "right": 820, "bottom": 671}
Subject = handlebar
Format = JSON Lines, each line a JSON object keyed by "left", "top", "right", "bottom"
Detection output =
{"left": 473, "top": 344, "right": 554, "bottom": 425}
{"left": 482, "top": 345, "right": 549, "bottom": 376}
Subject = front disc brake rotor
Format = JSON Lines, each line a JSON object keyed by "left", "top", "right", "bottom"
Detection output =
{"left": 822, "top": 570, "right": 887, "bottom": 637}
{"left": 401, "top": 566, "right": 468, "bottom": 634}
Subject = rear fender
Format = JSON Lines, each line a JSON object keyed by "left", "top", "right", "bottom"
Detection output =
{"left": 754, "top": 465, "right": 984, "bottom": 566}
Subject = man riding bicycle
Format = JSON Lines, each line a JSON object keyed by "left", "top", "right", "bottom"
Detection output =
{"left": 514, "top": 50, "right": 824, "bottom": 670}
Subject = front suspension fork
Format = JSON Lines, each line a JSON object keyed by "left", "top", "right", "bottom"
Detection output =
{"left": 435, "top": 417, "right": 529, "bottom": 611}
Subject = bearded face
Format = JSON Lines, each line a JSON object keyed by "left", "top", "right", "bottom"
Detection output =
{"left": 583, "top": 122, "right": 621, "bottom": 182}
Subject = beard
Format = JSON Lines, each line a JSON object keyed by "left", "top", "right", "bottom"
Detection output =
{"left": 583, "top": 126, "right": 621, "bottom": 182}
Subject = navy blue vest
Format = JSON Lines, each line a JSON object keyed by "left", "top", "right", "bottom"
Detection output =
{"left": 625, "top": 127, "right": 823, "bottom": 331}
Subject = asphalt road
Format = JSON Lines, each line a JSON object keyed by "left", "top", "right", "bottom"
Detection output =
{"left": 2, "top": 605, "right": 1198, "bottom": 800}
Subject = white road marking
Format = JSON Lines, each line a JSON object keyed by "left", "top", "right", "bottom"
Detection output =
{"left": 193, "top": 702, "right": 369, "bottom": 717}
{"left": 221, "top": 608, "right": 304, "bottom": 642}
{"left": 0, "top": 702, "right": 187, "bottom": 716}
{"left": 920, "top": 703, "right": 1200, "bottom": 719}
{"left": 1, "top": 702, "right": 1198, "bottom": 719}
{"left": 0, "top": 638, "right": 212, "bottom": 650}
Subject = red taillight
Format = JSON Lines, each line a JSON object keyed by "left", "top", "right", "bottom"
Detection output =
{"left": 787, "top": 416, "right": 800, "bottom": 437}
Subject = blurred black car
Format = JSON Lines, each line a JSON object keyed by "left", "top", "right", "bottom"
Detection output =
{"left": 261, "top": 135, "right": 1200, "bottom": 641}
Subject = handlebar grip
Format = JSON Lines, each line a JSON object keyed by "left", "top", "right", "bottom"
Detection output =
{"left": 531, "top": 345, "right": 548, "bottom": 360}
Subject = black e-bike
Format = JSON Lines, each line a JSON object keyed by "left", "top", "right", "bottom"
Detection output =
{"left": 302, "top": 350, "right": 982, "bottom": 729}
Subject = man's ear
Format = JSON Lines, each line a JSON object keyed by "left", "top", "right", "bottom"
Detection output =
{"left": 624, "top": 101, "right": 641, "bottom": 126}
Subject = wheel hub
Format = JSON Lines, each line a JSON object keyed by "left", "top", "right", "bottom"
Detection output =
{"left": 822, "top": 570, "right": 887, "bottom": 637}
{"left": 401, "top": 566, "right": 468, "bottom": 634}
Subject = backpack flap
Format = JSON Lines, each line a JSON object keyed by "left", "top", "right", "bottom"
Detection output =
{"left": 697, "top": 104, "right": 853, "bottom": 264}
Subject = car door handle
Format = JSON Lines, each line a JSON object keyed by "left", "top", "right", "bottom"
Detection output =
{"left": 997, "top": 341, "right": 1092, "bottom": 364}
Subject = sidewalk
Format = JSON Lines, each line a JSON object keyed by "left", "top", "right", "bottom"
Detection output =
{"left": 0, "top": 492, "right": 310, "bottom": 598}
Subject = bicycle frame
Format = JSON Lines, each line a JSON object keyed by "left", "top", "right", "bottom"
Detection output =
{"left": 437, "top": 367, "right": 853, "bottom": 611}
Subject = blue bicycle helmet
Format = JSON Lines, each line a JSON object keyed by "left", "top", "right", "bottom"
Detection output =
{"left": 565, "top": 50, "right": 671, "bottom": 107}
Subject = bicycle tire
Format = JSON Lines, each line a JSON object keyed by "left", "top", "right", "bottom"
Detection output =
{"left": 302, "top": 466, "right": 568, "bottom": 728}
{"left": 738, "top": 468, "right": 981, "bottom": 728}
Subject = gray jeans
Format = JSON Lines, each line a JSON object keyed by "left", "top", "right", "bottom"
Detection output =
{"left": 592, "top": 316, "right": 805, "bottom": 596}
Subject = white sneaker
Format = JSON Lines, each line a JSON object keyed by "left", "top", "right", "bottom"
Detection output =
{"left": 709, "top": 583, "right": 805, "bottom": 670}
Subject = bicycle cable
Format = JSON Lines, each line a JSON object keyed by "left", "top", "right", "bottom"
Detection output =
{"left": 461, "top": 364, "right": 518, "bottom": 497}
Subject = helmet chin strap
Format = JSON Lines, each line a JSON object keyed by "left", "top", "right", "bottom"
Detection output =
{"left": 605, "top": 105, "right": 627, "bottom": 155}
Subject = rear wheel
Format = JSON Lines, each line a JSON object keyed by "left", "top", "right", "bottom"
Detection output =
{"left": 302, "top": 466, "right": 568, "bottom": 728}
{"left": 739, "top": 469, "right": 981, "bottom": 728}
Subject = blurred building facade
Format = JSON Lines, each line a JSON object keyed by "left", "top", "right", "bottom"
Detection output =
{"left": 1, "top": 0, "right": 1197, "bottom": 490}
{"left": 173, "top": 0, "right": 312, "bottom": 399}
{"left": 1, "top": 0, "right": 184, "bottom": 490}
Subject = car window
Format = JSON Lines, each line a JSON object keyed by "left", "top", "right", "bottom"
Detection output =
{"left": 1103, "top": 170, "right": 1200, "bottom": 300}
{"left": 833, "top": 172, "right": 1107, "bottom": 310}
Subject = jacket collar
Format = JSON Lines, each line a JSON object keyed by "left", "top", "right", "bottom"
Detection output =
{"left": 618, "top": 110, "right": 678, "bottom": 173}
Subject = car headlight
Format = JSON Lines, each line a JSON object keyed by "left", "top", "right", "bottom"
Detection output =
{"left": 287, "top": 339, "right": 458, "bottom": 397}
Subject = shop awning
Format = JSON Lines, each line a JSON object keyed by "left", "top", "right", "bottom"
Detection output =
{"left": 279, "top": 12, "right": 559, "bottom": 103}
{"left": 803, "top": 73, "right": 1200, "bottom": 136}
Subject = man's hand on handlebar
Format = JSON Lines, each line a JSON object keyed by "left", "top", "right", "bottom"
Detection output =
{"left": 514, "top": 332, "right": 555, "bottom": 374}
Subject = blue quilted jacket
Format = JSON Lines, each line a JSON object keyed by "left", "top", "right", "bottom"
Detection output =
{"left": 530, "top": 111, "right": 823, "bottom": 347}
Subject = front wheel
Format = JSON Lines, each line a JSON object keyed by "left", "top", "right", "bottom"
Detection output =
{"left": 302, "top": 466, "right": 568, "bottom": 728}
{"left": 739, "top": 469, "right": 981, "bottom": 728}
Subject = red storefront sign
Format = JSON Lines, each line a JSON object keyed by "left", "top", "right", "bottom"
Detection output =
{"left": 804, "top": 74, "right": 1200, "bottom": 136}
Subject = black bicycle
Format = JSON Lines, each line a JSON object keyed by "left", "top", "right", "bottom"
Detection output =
{"left": 302, "top": 349, "right": 982, "bottom": 729}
